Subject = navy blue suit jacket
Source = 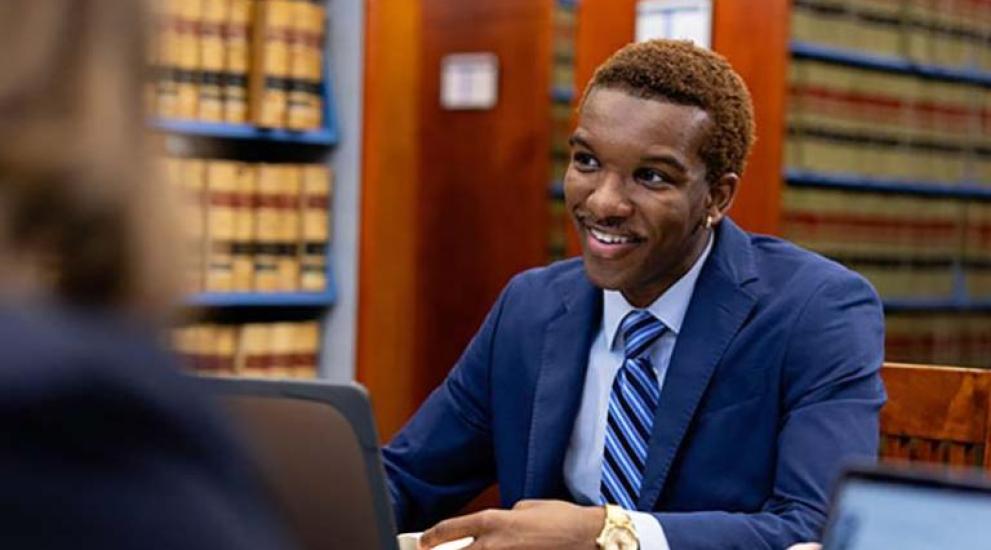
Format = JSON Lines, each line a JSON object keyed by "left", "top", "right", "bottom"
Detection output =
{"left": 384, "top": 219, "right": 886, "bottom": 549}
{"left": 0, "top": 305, "right": 290, "bottom": 549}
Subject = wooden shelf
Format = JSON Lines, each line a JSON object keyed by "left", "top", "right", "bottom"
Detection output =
{"left": 152, "top": 119, "right": 338, "bottom": 145}
{"left": 185, "top": 290, "right": 336, "bottom": 308}
{"left": 791, "top": 41, "right": 991, "bottom": 86}
{"left": 785, "top": 170, "right": 991, "bottom": 200}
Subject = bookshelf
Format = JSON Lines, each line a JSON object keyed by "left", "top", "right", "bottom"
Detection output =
{"left": 152, "top": 0, "right": 344, "bottom": 379}
{"left": 548, "top": 0, "right": 578, "bottom": 261}
{"left": 784, "top": 0, "right": 991, "bottom": 367}
{"left": 550, "top": 0, "right": 991, "bottom": 366}
{"left": 530, "top": 0, "right": 991, "bottom": 367}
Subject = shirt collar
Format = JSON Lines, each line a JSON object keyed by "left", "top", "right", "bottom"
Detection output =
{"left": 602, "top": 233, "right": 714, "bottom": 351}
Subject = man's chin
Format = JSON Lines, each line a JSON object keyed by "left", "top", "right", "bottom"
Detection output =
{"left": 582, "top": 258, "right": 628, "bottom": 292}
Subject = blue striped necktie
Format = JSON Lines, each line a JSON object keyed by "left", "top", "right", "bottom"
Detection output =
{"left": 600, "top": 310, "right": 666, "bottom": 510}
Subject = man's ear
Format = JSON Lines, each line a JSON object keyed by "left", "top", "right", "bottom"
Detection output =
{"left": 706, "top": 173, "right": 739, "bottom": 226}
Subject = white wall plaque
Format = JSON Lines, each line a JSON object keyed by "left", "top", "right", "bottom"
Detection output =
{"left": 440, "top": 53, "right": 499, "bottom": 110}
{"left": 635, "top": 0, "right": 713, "bottom": 48}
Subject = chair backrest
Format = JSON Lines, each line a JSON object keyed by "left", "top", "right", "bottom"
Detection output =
{"left": 197, "top": 377, "right": 399, "bottom": 550}
{"left": 880, "top": 362, "right": 991, "bottom": 469}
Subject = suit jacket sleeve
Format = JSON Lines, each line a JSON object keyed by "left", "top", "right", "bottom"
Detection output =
{"left": 653, "top": 271, "right": 886, "bottom": 549}
{"left": 382, "top": 279, "right": 515, "bottom": 532}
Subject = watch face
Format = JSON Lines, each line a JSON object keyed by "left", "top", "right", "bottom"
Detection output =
{"left": 601, "top": 528, "right": 638, "bottom": 550}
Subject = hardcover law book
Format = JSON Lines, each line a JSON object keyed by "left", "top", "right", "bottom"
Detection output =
{"left": 205, "top": 161, "right": 239, "bottom": 291}
{"left": 253, "top": 164, "right": 283, "bottom": 291}
{"left": 293, "top": 321, "right": 320, "bottom": 378}
{"left": 237, "top": 323, "right": 272, "bottom": 377}
{"left": 286, "top": 0, "right": 324, "bottom": 130}
{"left": 193, "top": 325, "right": 220, "bottom": 373}
{"left": 965, "top": 202, "right": 991, "bottom": 298}
{"left": 269, "top": 322, "right": 295, "bottom": 377}
{"left": 305, "top": 0, "right": 327, "bottom": 128}
{"left": 214, "top": 324, "right": 239, "bottom": 376}
{"left": 178, "top": 321, "right": 325, "bottom": 379}
{"left": 180, "top": 159, "right": 207, "bottom": 293}
{"left": 175, "top": 0, "right": 204, "bottom": 119}
{"left": 198, "top": 0, "right": 229, "bottom": 122}
{"left": 192, "top": 325, "right": 217, "bottom": 373}
{"left": 155, "top": 0, "right": 181, "bottom": 118}
{"left": 146, "top": 0, "right": 163, "bottom": 114}
{"left": 231, "top": 162, "right": 257, "bottom": 291}
{"left": 171, "top": 325, "right": 194, "bottom": 370}
{"left": 276, "top": 165, "right": 302, "bottom": 291}
{"left": 789, "top": 0, "right": 854, "bottom": 50}
{"left": 299, "top": 164, "right": 332, "bottom": 291}
{"left": 224, "top": 0, "right": 253, "bottom": 123}
{"left": 251, "top": 0, "right": 294, "bottom": 128}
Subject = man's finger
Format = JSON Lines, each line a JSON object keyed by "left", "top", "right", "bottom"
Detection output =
{"left": 421, "top": 510, "right": 500, "bottom": 548}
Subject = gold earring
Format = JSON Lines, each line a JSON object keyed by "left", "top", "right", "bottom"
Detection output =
{"left": 705, "top": 215, "right": 713, "bottom": 229}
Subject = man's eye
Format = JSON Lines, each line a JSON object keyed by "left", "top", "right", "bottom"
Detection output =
{"left": 572, "top": 152, "right": 600, "bottom": 170}
{"left": 634, "top": 167, "right": 667, "bottom": 186}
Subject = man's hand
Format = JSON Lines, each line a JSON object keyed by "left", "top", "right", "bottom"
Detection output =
{"left": 419, "top": 499, "right": 605, "bottom": 550}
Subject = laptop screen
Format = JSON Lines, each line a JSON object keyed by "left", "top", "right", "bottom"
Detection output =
{"left": 823, "top": 471, "right": 991, "bottom": 550}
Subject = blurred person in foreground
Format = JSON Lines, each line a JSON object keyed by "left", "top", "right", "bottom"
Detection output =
{"left": 385, "top": 40, "right": 886, "bottom": 549}
{"left": 0, "top": 1, "right": 288, "bottom": 547}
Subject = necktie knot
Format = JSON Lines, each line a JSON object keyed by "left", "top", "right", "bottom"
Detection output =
{"left": 620, "top": 310, "right": 665, "bottom": 361}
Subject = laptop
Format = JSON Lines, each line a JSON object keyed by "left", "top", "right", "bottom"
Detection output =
{"left": 198, "top": 377, "right": 399, "bottom": 550}
{"left": 821, "top": 465, "right": 991, "bottom": 550}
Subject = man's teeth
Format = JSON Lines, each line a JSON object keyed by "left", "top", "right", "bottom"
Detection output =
{"left": 589, "top": 227, "right": 635, "bottom": 244}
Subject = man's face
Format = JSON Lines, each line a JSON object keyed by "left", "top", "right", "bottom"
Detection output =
{"left": 564, "top": 87, "right": 725, "bottom": 307}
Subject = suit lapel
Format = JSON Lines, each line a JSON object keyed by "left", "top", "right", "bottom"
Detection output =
{"left": 638, "top": 220, "right": 758, "bottom": 510}
{"left": 523, "top": 268, "right": 601, "bottom": 498}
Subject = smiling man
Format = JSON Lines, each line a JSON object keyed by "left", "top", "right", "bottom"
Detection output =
{"left": 383, "top": 40, "right": 886, "bottom": 550}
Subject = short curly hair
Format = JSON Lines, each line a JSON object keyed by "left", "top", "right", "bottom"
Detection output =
{"left": 583, "top": 39, "right": 755, "bottom": 183}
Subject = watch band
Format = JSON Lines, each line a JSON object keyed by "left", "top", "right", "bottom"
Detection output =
{"left": 595, "top": 504, "right": 639, "bottom": 550}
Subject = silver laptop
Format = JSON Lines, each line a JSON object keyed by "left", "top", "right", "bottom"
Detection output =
{"left": 822, "top": 465, "right": 991, "bottom": 550}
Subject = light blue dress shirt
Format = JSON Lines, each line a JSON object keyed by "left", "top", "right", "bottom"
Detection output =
{"left": 563, "top": 235, "right": 713, "bottom": 550}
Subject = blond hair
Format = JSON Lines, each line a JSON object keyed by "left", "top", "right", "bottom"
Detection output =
{"left": 0, "top": 0, "right": 178, "bottom": 314}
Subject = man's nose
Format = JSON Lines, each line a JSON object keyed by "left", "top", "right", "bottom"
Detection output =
{"left": 585, "top": 172, "right": 633, "bottom": 221}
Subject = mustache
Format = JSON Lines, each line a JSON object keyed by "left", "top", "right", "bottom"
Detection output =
{"left": 573, "top": 211, "right": 625, "bottom": 229}
{"left": 573, "top": 211, "right": 644, "bottom": 239}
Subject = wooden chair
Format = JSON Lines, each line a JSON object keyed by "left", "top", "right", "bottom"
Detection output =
{"left": 880, "top": 362, "right": 991, "bottom": 469}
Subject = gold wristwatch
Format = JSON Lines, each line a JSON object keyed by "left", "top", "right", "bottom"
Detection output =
{"left": 595, "top": 504, "right": 639, "bottom": 550}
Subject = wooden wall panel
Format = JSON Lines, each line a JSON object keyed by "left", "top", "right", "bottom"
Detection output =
{"left": 712, "top": 0, "right": 790, "bottom": 236}
{"left": 357, "top": 0, "right": 423, "bottom": 440}
{"left": 416, "top": 0, "right": 553, "bottom": 406}
{"left": 574, "top": 0, "right": 638, "bottom": 94}
{"left": 358, "top": 0, "right": 553, "bottom": 441}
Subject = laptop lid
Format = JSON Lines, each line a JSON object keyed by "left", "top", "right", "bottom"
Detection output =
{"left": 821, "top": 465, "right": 991, "bottom": 550}
{"left": 198, "top": 378, "right": 399, "bottom": 550}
